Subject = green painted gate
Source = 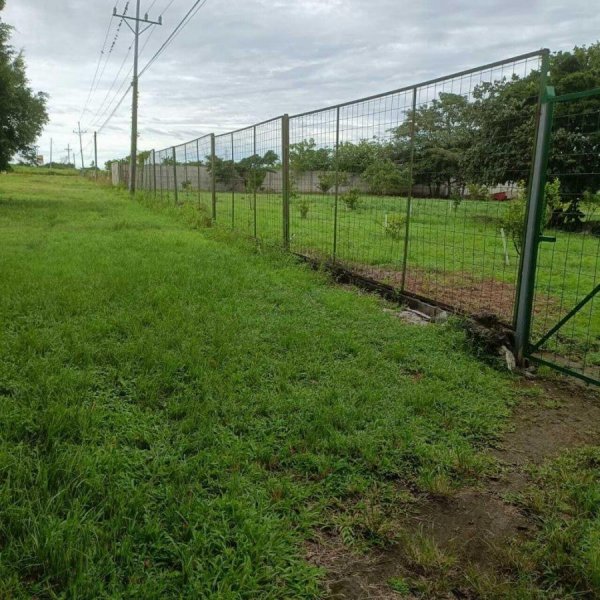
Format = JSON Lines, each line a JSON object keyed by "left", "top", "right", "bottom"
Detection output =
{"left": 516, "top": 84, "right": 600, "bottom": 385}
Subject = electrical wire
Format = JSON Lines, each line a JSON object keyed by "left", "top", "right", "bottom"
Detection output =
{"left": 139, "top": 0, "right": 209, "bottom": 77}
{"left": 79, "top": 14, "right": 114, "bottom": 121}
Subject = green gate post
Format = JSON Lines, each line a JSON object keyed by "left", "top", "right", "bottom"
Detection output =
{"left": 332, "top": 106, "right": 340, "bottom": 263}
{"left": 152, "top": 150, "right": 157, "bottom": 197}
{"left": 172, "top": 146, "right": 178, "bottom": 204}
{"left": 231, "top": 135, "right": 235, "bottom": 229}
{"left": 196, "top": 139, "right": 202, "bottom": 205}
{"left": 253, "top": 125, "right": 257, "bottom": 239}
{"left": 514, "top": 85, "right": 555, "bottom": 364}
{"left": 400, "top": 86, "right": 418, "bottom": 292}
{"left": 211, "top": 134, "right": 217, "bottom": 221}
{"left": 281, "top": 114, "right": 290, "bottom": 250}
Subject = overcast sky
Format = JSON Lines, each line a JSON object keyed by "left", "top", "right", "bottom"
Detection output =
{"left": 4, "top": 0, "right": 600, "bottom": 167}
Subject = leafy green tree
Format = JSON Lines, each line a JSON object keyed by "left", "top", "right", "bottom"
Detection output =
{"left": 464, "top": 43, "right": 600, "bottom": 230}
{"left": 362, "top": 159, "right": 408, "bottom": 195}
{"left": 0, "top": 1, "right": 48, "bottom": 170}
{"left": 391, "top": 93, "right": 472, "bottom": 197}
{"left": 336, "top": 140, "right": 381, "bottom": 174}
{"left": 289, "top": 138, "right": 332, "bottom": 174}
{"left": 236, "top": 151, "right": 279, "bottom": 193}
{"left": 206, "top": 156, "right": 237, "bottom": 190}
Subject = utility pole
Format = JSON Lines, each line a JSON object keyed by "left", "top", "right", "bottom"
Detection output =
{"left": 113, "top": 2, "right": 162, "bottom": 194}
{"left": 49, "top": 138, "right": 53, "bottom": 168}
{"left": 74, "top": 122, "right": 87, "bottom": 170}
{"left": 94, "top": 132, "right": 98, "bottom": 180}
{"left": 65, "top": 144, "right": 72, "bottom": 166}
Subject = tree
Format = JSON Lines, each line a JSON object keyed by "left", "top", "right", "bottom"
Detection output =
{"left": 391, "top": 93, "right": 472, "bottom": 197}
{"left": 236, "top": 150, "right": 279, "bottom": 193}
{"left": 362, "top": 159, "right": 408, "bottom": 196}
{"left": 206, "top": 155, "right": 237, "bottom": 190}
{"left": 289, "top": 138, "right": 332, "bottom": 174}
{"left": 463, "top": 43, "right": 600, "bottom": 230}
{"left": 0, "top": 1, "right": 48, "bottom": 170}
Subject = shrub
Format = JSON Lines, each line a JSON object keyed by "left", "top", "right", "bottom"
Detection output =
{"left": 298, "top": 197, "right": 310, "bottom": 219}
{"left": 384, "top": 213, "right": 406, "bottom": 239}
{"left": 342, "top": 188, "right": 361, "bottom": 210}
{"left": 467, "top": 183, "right": 488, "bottom": 201}
{"left": 362, "top": 159, "right": 407, "bottom": 196}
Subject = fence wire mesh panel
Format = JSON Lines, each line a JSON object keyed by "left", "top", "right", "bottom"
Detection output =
{"left": 289, "top": 108, "right": 338, "bottom": 259}
{"left": 231, "top": 127, "right": 256, "bottom": 235}
{"left": 114, "top": 52, "right": 600, "bottom": 380}
{"left": 214, "top": 133, "right": 234, "bottom": 227}
{"left": 529, "top": 90, "right": 600, "bottom": 384}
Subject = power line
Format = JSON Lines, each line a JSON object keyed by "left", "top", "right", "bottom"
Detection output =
{"left": 79, "top": 14, "right": 115, "bottom": 121}
{"left": 90, "top": 42, "right": 133, "bottom": 126}
{"left": 90, "top": 2, "right": 130, "bottom": 99}
{"left": 139, "top": 0, "right": 209, "bottom": 77}
{"left": 97, "top": 84, "right": 132, "bottom": 135}
{"left": 88, "top": 18, "right": 160, "bottom": 139}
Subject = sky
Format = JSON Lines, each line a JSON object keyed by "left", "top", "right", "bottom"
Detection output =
{"left": 3, "top": 0, "right": 600, "bottom": 168}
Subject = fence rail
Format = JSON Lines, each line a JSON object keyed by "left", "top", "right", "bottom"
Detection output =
{"left": 112, "top": 49, "right": 600, "bottom": 385}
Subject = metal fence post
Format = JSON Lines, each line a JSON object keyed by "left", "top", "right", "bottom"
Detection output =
{"left": 230, "top": 135, "right": 235, "bottom": 228}
{"left": 332, "top": 106, "right": 341, "bottom": 262}
{"left": 196, "top": 139, "right": 202, "bottom": 205}
{"left": 152, "top": 150, "right": 157, "bottom": 196}
{"left": 514, "top": 85, "right": 555, "bottom": 364}
{"left": 172, "top": 146, "right": 178, "bottom": 204}
{"left": 210, "top": 134, "right": 217, "bottom": 221}
{"left": 281, "top": 114, "right": 290, "bottom": 250}
{"left": 253, "top": 125, "right": 257, "bottom": 238}
{"left": 400, "top": 86, "right": 418, "bottom": 292}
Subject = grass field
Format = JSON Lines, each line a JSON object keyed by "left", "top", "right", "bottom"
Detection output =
{"left": 0, "top": 171, "right": 598, "bottom": 598}
{"left": 169, "top": 185, "right": 599, "bottom": 379}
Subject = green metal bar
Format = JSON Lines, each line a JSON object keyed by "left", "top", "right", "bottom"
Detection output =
{"left": 528, "top": 355, "right": 599, "bottom": 387}
{"left": 211, "top": 134, "right": 216, "bottom": 221}
{"left": 231, "top": 135, "right": 235, "bottom": 229}
{"left": 172, "top": 146, "right": 178, "bottom": 205}
{"left": 552, "top": 87, "right": 600, "bottom": 103}
{"left": 531, "top": 283, "right": 600, "bottom": 352}
{"left": 332, "top": 106, "right": 340, "bottom": 263}
{"left": 281, "top": 114, "right": 290, "bottom": 250}
{"left": 152, "top": 149, "right": 157, "bottom": 196}
{"left": 400, "top": 86, "right": 417, "bottom": 292}
{"left": 196, "top": 139, "right": 201, "bottom": 205}
{"left": 253, "top": 125, "right": 257, "bottom": 239}
{"left": 514, "top": 53, "right": 554, "bottom": 364}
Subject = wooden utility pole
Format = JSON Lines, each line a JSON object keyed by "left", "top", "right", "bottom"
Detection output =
{"left": 94, "top": 131, "right": 98, "bottom": 180}
{"left": 113, "top": 2, "right": 162, "bottom": 194}
{"left": 74, "top": 122, "right": 87, "bottom": 170}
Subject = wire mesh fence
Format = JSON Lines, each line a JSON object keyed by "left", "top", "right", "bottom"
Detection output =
{"left": 529, "top": 90, "right": 600, "bottom": 383}
{"left": 113, "top": 50, "right": 599, "bottom": 384}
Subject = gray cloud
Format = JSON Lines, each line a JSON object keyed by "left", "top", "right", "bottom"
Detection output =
{"left": 3, "top": 0, "right": 600, "bottom": 166}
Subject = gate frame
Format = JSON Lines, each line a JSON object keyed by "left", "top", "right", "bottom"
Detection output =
{"left": 515, "top": 79, "right": 600, "bottom": 385}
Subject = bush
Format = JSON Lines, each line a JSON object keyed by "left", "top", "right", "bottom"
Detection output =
{"left": 384, "top": 213, "right": 406, "bottom": 239}
{"left": 466, "top": 183, "right": 488, "bottom": 201}
{"left": 298, "top": 197, "right": 310, "bottom": 219}
{"left": 362, "top": 159, "right": 407, "bottom": 196}
{"left": 342, "top": 188, "right": 361, "bottom": 210}
{"left": 317, "top": 171, "right": 349, "bottom": 194}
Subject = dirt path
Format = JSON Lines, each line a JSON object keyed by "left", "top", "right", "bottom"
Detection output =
{"left": 309, "top": 377, "right": 600, "bottom": 599}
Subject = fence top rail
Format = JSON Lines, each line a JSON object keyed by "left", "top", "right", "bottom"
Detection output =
{"left": 132, "top": 49, "right": 549, "bottom": 161}
{"left": 552, "top": 87, "right": 600, "bottom": 103}
{"left": 290, "top": 49, "right": 549, "bottom": 119}
{"left": 169, "top": 133, "right": 213, "bottom": 152}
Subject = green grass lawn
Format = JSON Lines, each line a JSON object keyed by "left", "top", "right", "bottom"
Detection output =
{"left": 0, "top": 171, "right": 596, "bottom": 598}
{"left": 171, "top": 185, "right": 599, "bottom": 379}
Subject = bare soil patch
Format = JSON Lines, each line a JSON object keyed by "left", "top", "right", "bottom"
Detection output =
{"left": 309, "top": 377, "right": 600, "bottom": 599}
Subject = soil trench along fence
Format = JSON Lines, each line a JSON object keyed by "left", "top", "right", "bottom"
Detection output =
{"left": 113, "top": 50, "right": 599, "bottom": 386}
